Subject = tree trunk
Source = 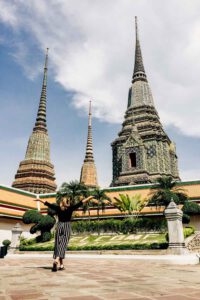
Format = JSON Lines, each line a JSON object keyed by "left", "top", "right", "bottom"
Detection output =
{"left": 88, "top": 208, "right": 91, "bottom": 223}
{"left": 97, "top": 208, "right": 100, "bottom": 236}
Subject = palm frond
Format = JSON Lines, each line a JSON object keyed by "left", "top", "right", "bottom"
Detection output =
{"left": 148, "top": 176, "right": 188, "bottom": 208}
{"left": 56, "top": 180, "right": 89, "bottom": 205}
{"left": 113, "top": 193, "right": 147, "bottom": 217}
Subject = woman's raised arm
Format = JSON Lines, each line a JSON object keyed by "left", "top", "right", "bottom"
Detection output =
{"left": 34, "top": 199, "right": 59, "bottom": 211}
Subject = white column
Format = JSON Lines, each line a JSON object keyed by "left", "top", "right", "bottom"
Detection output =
{"left": 36, "top": 194, "right": 41, "bottom": 211}
{"left": 10, "top": 223, "right": 23, "bottom": 253}
{"left": 164, "top": 200, "right": 188, "bottom": 254}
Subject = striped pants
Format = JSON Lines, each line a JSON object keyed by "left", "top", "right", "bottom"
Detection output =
{"left": 53, "top": 222, "right": 71, "bottom": 259}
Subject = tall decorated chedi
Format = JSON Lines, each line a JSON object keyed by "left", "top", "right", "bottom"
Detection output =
{"left": 80, "top": 101, "right": 98, "bottom": 188}
{"left": 12, "top": 49, "right": 57, "bottom": 194}
{"left": 111, "top": 18, "right": 180, "bottom": 186}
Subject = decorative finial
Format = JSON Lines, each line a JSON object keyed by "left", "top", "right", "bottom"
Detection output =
{"left": 33, "top": 49, "right": 49, "bottom": 132}
{"left": 44, "top": 48, "right": 49, "bottom": 70}
{"left": 89, "top": 100, "right": 92, "bottom": 114}
{"left": 88, "top": 100, "right": 92, "bottom": 127}
{"left": 132, "top": 17, "right": 147, "bottom": 83}
{"left": 135, "top": 16, "right": 138, "bottom": 40}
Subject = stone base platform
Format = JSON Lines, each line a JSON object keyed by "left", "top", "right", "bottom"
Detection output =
{"left": 1, "top": 254, "right": 200, "bottom": 300}
{"left": 7, "top": 252, "right": 200, "bottom": 265}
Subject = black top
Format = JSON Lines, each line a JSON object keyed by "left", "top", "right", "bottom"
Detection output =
{"left": 44, "top": 201, "right": 83, "bottom": 222}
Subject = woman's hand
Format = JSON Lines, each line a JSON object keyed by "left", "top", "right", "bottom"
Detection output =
{"left": 33, "top": 199, "right": 44, "bottom": 204}
{"left": 81, "top": 195, "right": 94, "bottom": 204}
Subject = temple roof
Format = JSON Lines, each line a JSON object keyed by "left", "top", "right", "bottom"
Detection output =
{"left": 2, "top": 180, "right": 200, "bottom": 219}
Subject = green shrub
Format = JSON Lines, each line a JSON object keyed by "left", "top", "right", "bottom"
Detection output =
{"left": 19, "top": 242, "right": 168, "bottom": 251}
{"left": 2, "top": 239, "right": 11, "bottom": 247}
{"left": 20, "top": 236, "right": 26, "bottom": 243}
{"left": 22, "top": 245, "right": 53, "bottom": 251}
{"left": 72, "top": 220, "right": 86, "bottom": 234}
{"left": 19, "top": 244, "right": 54, "bottom": 251}
{"left": 182, "top": 202, "right": 200, "bottom": 215}
{"left": 23, "top": 210, "right": 43, "bottom": 224}
{"left": 51, "top": 231, "right": 55, "bottom": 239}
{"left": 40, "top": 215, "right": 56, "bottom": 231}
{"left": 71, "top": 218, "right": 167, "bottom": 234}
{"left": 23, "top": 209, "right": 56, "bottom": 243}
{"left": 182, "top": 213, "right": 190, "bottom": 224}
{"left": 183, "top": 226, "right": 195, "bottom": 238}
{"left": 101, "top": 219, "right": 121, "bottom": 233}
{"left": 30, "top": 224, "right": 40, "bottom": 234}
{"left": 36, "top": 231, "right": 52, "bottom": 243}
{"left": 41, "top": 232, "right": 51, "bottom": 242}
{"left": 120, "top": 218, "right": 136, "bottom": 234}
{"left": 20, "top": 237, "right": 36, "bottom": 246}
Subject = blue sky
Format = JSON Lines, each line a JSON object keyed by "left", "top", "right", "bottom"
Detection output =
{"left": 0, "top": 0, "right": 200, "bottom": 188}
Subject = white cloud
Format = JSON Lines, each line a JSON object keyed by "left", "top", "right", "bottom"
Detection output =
{"left": 1, "top": 0, "right": 200, "bottom": 137}
{"left": 181, "top": 169, "right": 200, "bottom": 182}
{"left": 0, "top": 0, "right": 18, "bottom": 26}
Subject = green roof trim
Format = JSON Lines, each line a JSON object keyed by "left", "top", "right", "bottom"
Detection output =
{"left": 103, "top": 180, "right": 200, "bottom": 193}
{"left": 0, "top": 212, "right": 22, "bottom": 219}
{"left": 103, "top": 184, "right": 157, "bottom": 192}
{"left": 39, "top": 193, "right": 56, "bottom": 199}
{"left": 0, "top": 200, "right": 33, "bottom": 209}
{"left": 0, "top": 185, "right": 36, "bottom": 198}
{"left": 0, "top": 179, "right": 200, "bottom": 200}
{"left": 176, "top": 180, "right": 200, "bottom": 186}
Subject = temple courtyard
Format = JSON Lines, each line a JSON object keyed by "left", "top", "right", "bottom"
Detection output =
{"left": 1, "top": 254, "right": 200, "bottom": 300}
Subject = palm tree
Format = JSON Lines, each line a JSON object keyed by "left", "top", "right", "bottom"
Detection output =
{"left": 82, "top": 198, "right": 94, "bottom": 222}
{"left": 148, "top": 176, "right": 188, "bottom": 208}
{"left": 57, "top": 180, "right": 88, "bottom": 205}
{"left": 91, "top": 188, "right": 111, "bottom": 235}
{"left": 113, "top": 193, "right": 147, "bottom": 219}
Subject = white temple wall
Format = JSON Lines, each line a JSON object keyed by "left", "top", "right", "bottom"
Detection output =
{"left": 0, "top": 218, "right": 33, "bottom": 246}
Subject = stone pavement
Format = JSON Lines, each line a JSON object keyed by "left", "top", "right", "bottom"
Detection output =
{"left": 1, "top": 254, "right": 200, "bottom": 300}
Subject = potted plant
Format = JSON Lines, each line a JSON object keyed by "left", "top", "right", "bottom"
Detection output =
{"left": 0, "top": 240, "right": 11, "bottom": 258}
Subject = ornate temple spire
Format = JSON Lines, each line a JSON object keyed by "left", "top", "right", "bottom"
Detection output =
{"left": 12, "top": 49, "right": 57, "bottom": 194}
{"left": 127, "top": 17, "right": 154, "bottom": 109}
{"left": 84, "top": 100, "right": 94, "bottom": 162}
{"left": 111, "top": 19, "right": 180, "bottom": 187}
{"left": 80, "top": 101, "right": 98, "bottom": 188}
{"left": 33, "top": 48, "right": 48, "bottom": 132}
{"left": 132, "top": 17, "right": 147, "bottom": 83}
